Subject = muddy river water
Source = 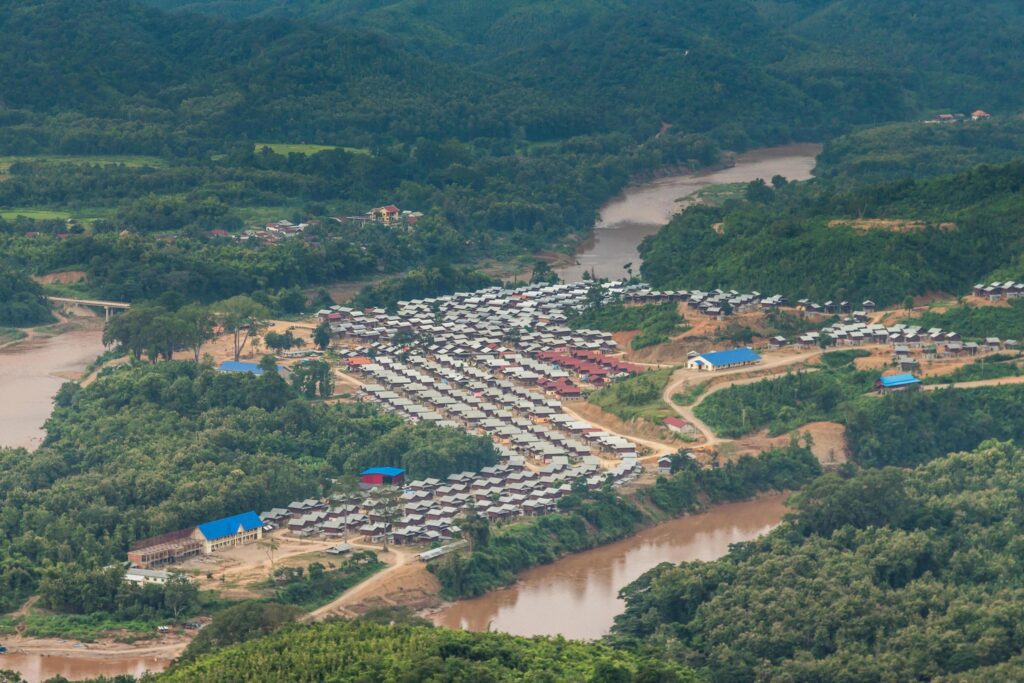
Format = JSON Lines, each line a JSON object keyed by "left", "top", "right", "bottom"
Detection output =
{"left": 0, "top": 319, "right": 107, "bottom": 451}
{"left": 554, "top": 143, "right": 821, "bottom": 282}
{"left": 434, "top": 494, "right": 789, "bottom": 639}
{"left": 1, "top": 653, "right": 169, "bottom": 683}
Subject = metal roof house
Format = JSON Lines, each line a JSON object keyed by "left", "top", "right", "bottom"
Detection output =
{"left": 687, "top": 348, "right": 762, "bottom": 371}
{"left": 876, "top": 374, "right": 922, "bottom": 393}
{"left": 360, "top": 467, "right": 406, "bottom": 487}
{"left": 217, "top": 361, "right": 289, "bottom": 378}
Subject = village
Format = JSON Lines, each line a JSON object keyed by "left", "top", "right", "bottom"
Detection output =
{"left": 118, "top": 276, "right": 1024, "bottom": 595}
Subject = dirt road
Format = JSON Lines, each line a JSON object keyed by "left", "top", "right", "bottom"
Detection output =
{"left": 923, "top": 376, "right": 1024, "bottom": 391}
{"left": 305, "top": 545, "right": 438, "bottom": 621}
{"left": 559, "top": 403, "right": 677, "bottom": 458}
{"left": 662, "top": 350, "right": 822, "bottom": 445}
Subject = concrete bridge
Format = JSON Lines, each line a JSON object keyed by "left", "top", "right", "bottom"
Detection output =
{"left": 48, "top": 296, "right": 131, "bottom": 321}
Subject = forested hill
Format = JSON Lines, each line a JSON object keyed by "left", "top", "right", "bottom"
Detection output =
{"left": 0, "top": 0, "right": 585, "bottom": 149}
{"left": 143, "top": 0, "right": 1024, "bottom": 143}
{"left": 640, "top": 160, "right": 1024, "bottom": 305}
{"left": 610, "top": 440, "right": 1024, "bottom": 681}
{"left": 8, "top": 0, "right": 1024, "bottom": 154}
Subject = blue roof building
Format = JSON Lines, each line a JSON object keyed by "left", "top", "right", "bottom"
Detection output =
{"left": 360, "top": 467, "right": 406, "bottom": 487}
{"left": 217, "top": 361, "right": 288, "bottom": 377}
{"left": 360, "top": 467, "right": 406, "bottom": 477}
{"left": 687, "top": 348, "right": 762, "bottom": 371}
{"left": 876, "top": 374, "right": 922, "bottom": 392}
{"left": 195, "top": 512, "right": 264, "bottom": 551}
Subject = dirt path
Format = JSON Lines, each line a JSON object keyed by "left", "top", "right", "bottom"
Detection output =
{"left": 559, "top": 403, "right": 677, "bottom": 457}
{"left": 304, "top": 545, "right": 438, "bottom": 621}
{"left": 662, "top": 350, "right": 822, "bottom": 445}
{"left": 923, "top": 376, "right": 1024, "bottom": 391}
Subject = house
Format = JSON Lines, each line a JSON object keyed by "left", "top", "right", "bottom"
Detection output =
{"left": 657, "top": 455, "right": 673, "bottom": 475}
{"left": 124, "top": 568, "right": 173, "bottom": 585}
{"left": 876, "top": 374, "right": 922, "bottom": 393}
{"left": 370, "top": 205, "right": 401, "bottom": 225}
{"left": 663, "top": 416, "right": 695, "bottom": 434}
{"left": 360, "top": 467, "right": 406, "bottom": 487}
{"left": 687, "top": 348, "right": 762, "bottom": 372}
{"left": 972, "top": 110, "right": 992, "bottom": 121}
{"left": 194, "top": 512, "right": 264, "bottom": 553}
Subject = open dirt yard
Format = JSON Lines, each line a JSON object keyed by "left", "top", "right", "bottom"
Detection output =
{"left": 561, "top": 401, "right": 679, "bottom": 457}
{"left": 175, "top": 532, "right": 349, "bottom": 599}
{"left": 306, "top": 546, "right": 441, "bottom": 620}
{"left": 732, "top": 421, "right": 848, "bottom": 466}
{"left": 32, "top": 270, "right": 88, "bottom": 285}
{"left": 826, "top": 218, "right": 955, "bottom": 233}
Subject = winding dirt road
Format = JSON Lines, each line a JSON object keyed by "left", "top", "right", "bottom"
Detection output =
{"left": 661, "top": 349, "right": 822, "bottom": 445}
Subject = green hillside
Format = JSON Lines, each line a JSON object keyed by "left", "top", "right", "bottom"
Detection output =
{"left": 158, "top": 620, "right": 698, "bottom": 682}
{"left": 640, "top": 160, "right": 1024, "bottom": 305}
{"left": 611, "top": 440, "right": 1024, "bottom": 681}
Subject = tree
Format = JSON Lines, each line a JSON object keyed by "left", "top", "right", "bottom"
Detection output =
{"left": 313, "top": 322, "right": 331, "bottom": 350}
{"left": 458, "top": 507, "right": 490, "bottom": 551}
{"left": 213, "top": 295, "right": 270, "bottom": 362}
{"left": 177, "top": 304, "right": 215, "bottom": 362}
{"left": 290, "top": 360, "right": 334, "bottom": 398}
{"left": 375, "top": 487, "right": 404, "bottom": 551}
{"left": 164, "top": 573, "right": 199, "bottom": 619}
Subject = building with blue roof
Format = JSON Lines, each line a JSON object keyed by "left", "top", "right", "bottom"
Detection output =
{"left": 217, "top": 361, "right": 289, "bottom": 377}
{"left": 876, "top": 373, "right": 922, "bottom": 393}
{"left": 360, "top": 467, "right": 406, "bottom": 487}
{"left": 687, "top": 348, "right": 762, "bottom": 372}
{"left": 194, "top": 511, "right": 264, "bottom": 553}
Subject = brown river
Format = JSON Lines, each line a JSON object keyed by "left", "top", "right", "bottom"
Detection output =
{"left": 0, "top": 654, "right": 169, "bottom": 683}
{"left": 434, "top": 494, "right": 789, "bottom": 639}
{"left": 0, "top": 318, "right": 106, "bottom": 451}
{"left": 555, "top": 143, "right": 821, "bottom": 282}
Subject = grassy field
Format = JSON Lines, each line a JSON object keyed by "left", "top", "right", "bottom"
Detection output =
{"left": 0, "top": 208, "right": 72, "bottom": 220}
{"left": 692, "top": 181, "right": 747, "bottom": 206}
{"left": 0, "top": 206, "right": 116, "bottom": 222}
{"left": 588, "top": 367, "right": 676, "bottom": 424}
{"left": 0, "top": 154, "right": 165, "bottom": 173}
{"left": 255, "top": 142, "right": 370, "bottom": 156}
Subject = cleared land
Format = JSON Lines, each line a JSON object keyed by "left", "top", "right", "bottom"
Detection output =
{"left": 254, "top": 143, "right": 370, "bottom": 156}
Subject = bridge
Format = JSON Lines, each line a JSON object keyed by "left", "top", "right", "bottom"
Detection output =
{"left": 48, "top": 296, "right": 131, "bottom": 320}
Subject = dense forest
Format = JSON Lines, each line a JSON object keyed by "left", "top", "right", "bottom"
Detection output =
{"left": 817, "top": 118, "right": 1024, "bottom": 184}
{"left": 0, "top": 362, "right": 495, "bottom": 613}
{"left": 2, "top": 0, "right": 1024, "bottom": 310}
{"left": 641, "top": 161, "right": 1024, "bottom": 305}
{"left": 158, "top": 619, "right": 698, "bottom": 681}
{"left": 610, "top": 440, "right": 1024, "bottom": 681}
{"left": 0, "top": 265, "right": 53, "bottom": 326}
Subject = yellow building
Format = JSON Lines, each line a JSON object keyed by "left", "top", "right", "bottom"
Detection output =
{"left": 193, "top": 511, "right": 264, "bottom": 554}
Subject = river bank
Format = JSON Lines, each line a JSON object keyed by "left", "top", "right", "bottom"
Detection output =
{"left": 555, "top": 143, "right": 821, "bottom": 282}
{"left": 431, "top": 493, "right": 789, "bottom": 639}
{"left": 0, "top": 314, "right": 106, "bottom": 451}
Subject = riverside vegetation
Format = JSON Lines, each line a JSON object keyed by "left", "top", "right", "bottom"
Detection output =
{"left": 429, "top": 445, "right": 821, "bottom": 599}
